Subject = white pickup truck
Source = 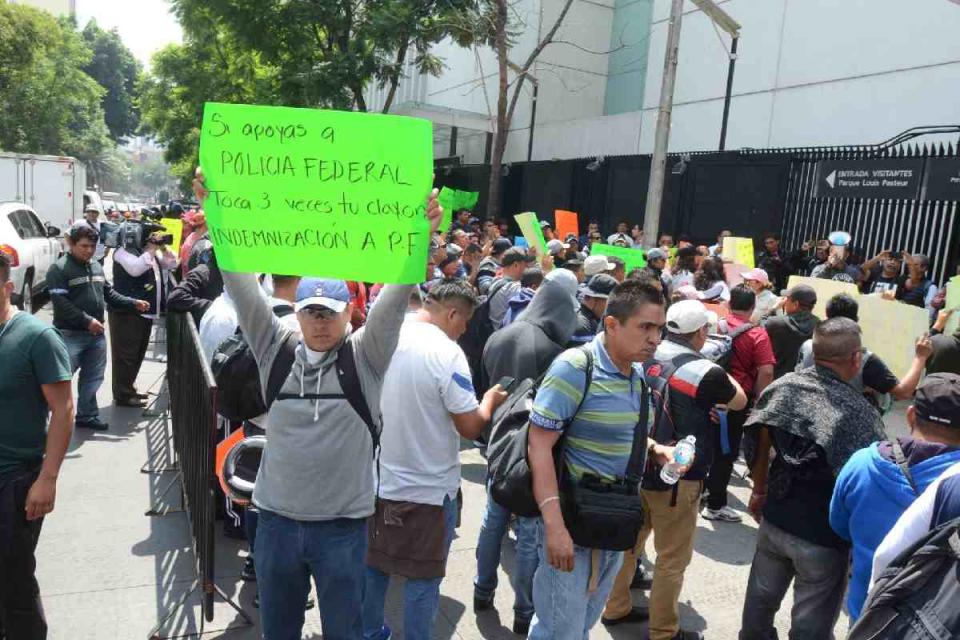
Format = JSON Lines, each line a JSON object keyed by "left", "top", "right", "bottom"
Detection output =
{"left": 0, "top": 202, "right": 63, "bottom": 312}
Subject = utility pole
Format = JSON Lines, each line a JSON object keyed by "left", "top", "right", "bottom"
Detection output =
{"left": 642, "top": 0, "right": 740, "bottom": 244}
{"left": 642, "top": 0, "right": 684, "bottom": 247}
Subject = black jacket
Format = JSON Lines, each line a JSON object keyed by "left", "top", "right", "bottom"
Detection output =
{"left": 167, "top": 264, "right": 224, "bottom": 325}
{"left": 46, "top": 253, "right": 138, "bottom": 331}
{"left": 766, "top": 311, "right": 820, "bottom": 380}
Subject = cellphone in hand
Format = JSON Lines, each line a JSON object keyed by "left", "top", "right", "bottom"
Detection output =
{"left": 495, "top": 376, "right": 516, "bottom": 392}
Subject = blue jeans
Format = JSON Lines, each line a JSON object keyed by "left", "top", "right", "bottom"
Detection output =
{"left": 528, "top": 518, "right": 624, "bottom": 640}
{"left": 255, "top": 509, "right": 367, "bottom": 640}
{"left": 62, "top": 331, "right": 107, "bottom": 421}
{"left": 362, "top": 496, "right": 458, "bottom": 640}
{"left": 473, "top": 491, "right": 538, "bottom": 622}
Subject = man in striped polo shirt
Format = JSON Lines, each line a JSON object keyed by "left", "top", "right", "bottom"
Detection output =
{"left": 527, "top": 280, "right": 678, "bottom": 639}
{"left": 606, "top": 300, "right": 746, "bottom": 640}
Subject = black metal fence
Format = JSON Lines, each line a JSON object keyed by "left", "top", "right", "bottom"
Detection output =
{"left": 437, "top": 127, "right": 960, "bottom": 281}
{"left": 774, "top": 138, "right": 960, "bottom": 286}
{"left": 151, "top": 312, "right": 250, "bottom": 638}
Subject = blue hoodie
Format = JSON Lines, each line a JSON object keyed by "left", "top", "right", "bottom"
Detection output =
{"left": 500, "top": 287, "right": 536, "bottom": 328}
{"left": 829, "top": 438, "right": 960, "bottom": 619}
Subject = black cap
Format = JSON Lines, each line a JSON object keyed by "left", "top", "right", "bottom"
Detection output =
{"left": 502, "top": 247, "right": 536, "bottom": 267}
{"left": 584, "top": 274, "right": 618, "bottom": 299}
{"left": 492, "top": 237, "right": 513, "bottom": 255}
{"left": 787, "top": 284, "right": 817, "bottom": 308}
{"left": 914, "top": 373, "right": 960, "bottom": 429}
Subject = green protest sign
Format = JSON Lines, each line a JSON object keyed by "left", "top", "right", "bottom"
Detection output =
{"left": 514, "top": 212, "right": 548, "bottom": 255}
{"left": 438, "top": 187, "right": 480, "bottom": 230}
{"left": 198, "top": 102, "right": 433, "bottom": 283}
{"left": 590, "top": 243, "right": 646, "bottom": 273}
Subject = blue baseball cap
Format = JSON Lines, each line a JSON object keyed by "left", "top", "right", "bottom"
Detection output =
{"left": 295, "top": 278, "right": 350, "bottom": 313}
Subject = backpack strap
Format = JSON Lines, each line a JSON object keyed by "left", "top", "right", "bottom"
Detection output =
{"left": 892, "top": 439, "right": 919, "bottom": 496}
{"left": 624, "top": 383, "right": 650, "bottom": 484}
{"left": 728, "top": 322, "right": 756, "bottom": 340}
{"left": 264, "top": 332, "right": 299, "bottom": 408}
{"left": 335, "top": 338, "right": 379, "bottom": 456}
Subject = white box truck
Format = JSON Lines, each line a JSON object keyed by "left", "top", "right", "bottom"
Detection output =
{"left": 0, "top": 152, "right": 88, "bottom": 228}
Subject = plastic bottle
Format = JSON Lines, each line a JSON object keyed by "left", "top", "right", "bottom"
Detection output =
{"left": 660, "top": 435, "right": 697, "bottom": 485}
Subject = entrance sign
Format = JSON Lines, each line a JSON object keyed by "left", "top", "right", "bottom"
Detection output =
{"left": 814, "top": 159, "right": 923, "bottom": 200}
{"left": 198, "top": 102, "right": 433, "bottom": 283}
{"left": 922, "top": 158, "right": 960, "bottom": 202}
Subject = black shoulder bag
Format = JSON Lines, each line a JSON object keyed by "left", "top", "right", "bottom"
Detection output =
{"left": 560, "top": 384, "right": 650, "bottom": 551}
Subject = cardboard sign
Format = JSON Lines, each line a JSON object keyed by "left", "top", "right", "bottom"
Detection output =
{"left": 514, "top": 212, "right": 548, "bottom": 255}
{"left": 858, "top": 295, "right": 931, "bottom": 379}
{"left": 590, "top": 243, "right": 646, "bottom": 274}
{"left": 198, "top": 102, "right": 433, "bottom": 283}
{"left": 438, "top": 187, "right": 479, "bottom": 231}
{"left": 164, "top": 218, "right": 184, "bottom": 255}
{"left": 785, "top": 276, "right": 860, "bottom": 320}
{"left": 722, "top": 237, "right": 755, "bottom": 269}
{"left": 945, "top": 275, "right": 960, "bottom": 335}
{"left": 554, "top": 210, "right": 579, "bottom": 241}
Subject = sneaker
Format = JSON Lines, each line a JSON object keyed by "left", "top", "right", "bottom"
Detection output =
{"left": 630, "top": 562, "right": 654, "bottom": 590}
{"left": 76, "top": 418, "right": 109, "bottom": 431}
{"left": 703, "top": 506, "right": 742, "bottom": 522}
{"left": 601, "top": 605, "right": 650, "bottom": 626}
{"left": 240, "top": 556, "right": 256, "bottom": 581}
{"left": 512, "top": 617, "right": 531, "bottom": 635}
{"left": 474, "top": 594, "right": 494, "bottom": 612}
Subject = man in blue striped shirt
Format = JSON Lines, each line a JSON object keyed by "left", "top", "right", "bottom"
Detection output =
{"left": 527, "top": 279, "right": 679, "bottom": 639}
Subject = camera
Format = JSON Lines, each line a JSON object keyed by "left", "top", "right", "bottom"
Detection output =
{"left": 104, "top": 218, "right": 168, "bottom": 253}
{"left": 153, "top": 233, "right": 175, "bottom": 246}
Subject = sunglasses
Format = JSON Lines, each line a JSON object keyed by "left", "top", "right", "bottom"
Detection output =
{"left": 299, "top": 307, "right": 340, "bottom": 321}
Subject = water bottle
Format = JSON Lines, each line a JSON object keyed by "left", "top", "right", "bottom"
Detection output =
{"left": 660, "top": 435, "right": 697, "bottom": 485}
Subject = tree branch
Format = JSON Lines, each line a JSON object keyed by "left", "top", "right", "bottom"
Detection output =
{"left": 381, "top": 39, "right": 409, "bottom": 114}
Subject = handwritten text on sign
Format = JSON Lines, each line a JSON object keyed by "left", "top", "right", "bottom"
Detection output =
{"left": 198, "top": 102, "right": 433, "bottom": 283}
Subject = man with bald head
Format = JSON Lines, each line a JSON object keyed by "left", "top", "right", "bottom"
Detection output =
{"left": 739, "top": 318, "right": 886, "bottom": 640}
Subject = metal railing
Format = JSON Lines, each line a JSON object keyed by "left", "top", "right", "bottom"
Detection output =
{"left": 148, "top": 312, "right": 250, "bottom": 639}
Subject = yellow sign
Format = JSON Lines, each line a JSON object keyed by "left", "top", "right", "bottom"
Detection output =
{"left": 722, "top": 237, "right": 755, "bottom": 269}
{"left": 786, "top": 276, "right": 859, "bottom": 321}
{"left": 164, "top": 218, "right": 184, "bottom": 255}
{"left": 858, "top": 295, "right": 930, "bottom": 379}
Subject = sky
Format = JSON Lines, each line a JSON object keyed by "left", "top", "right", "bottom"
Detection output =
{"left": 75, "top": 0, "right": 183, "bottom": 68}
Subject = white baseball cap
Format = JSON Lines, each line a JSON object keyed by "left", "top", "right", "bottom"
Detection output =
{"left": 665, "top": 300, "right": 710, "bottom": 334}
{"left": 584, "top": 255, "right": 615, "bottom": 276}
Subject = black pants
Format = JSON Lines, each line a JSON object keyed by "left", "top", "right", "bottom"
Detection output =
{"left": 706, "top": 407, "right": 748, "bottom": 510}
{"left": 0, "top": 469, "right": 47, "bottom": 640}
{"left": 108, "top": 311, "right": 153, "bottom": 401}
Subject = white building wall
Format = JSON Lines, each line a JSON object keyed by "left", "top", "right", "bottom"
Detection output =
{"left": 373, "top": 0, "right": 960, "bottom": 164}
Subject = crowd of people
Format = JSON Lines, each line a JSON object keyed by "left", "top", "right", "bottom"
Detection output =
{"left": 2, "top": 177, "right": 960, "bottom": 640}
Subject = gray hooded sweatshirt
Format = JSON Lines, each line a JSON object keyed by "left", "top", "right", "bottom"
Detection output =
{"left": 481, "top": 269, "right": 579, "bottom": 390}
{"left": 222, "top": 271, "right": 412, "bottom": 521}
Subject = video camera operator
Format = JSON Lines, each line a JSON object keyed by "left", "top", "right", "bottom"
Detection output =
{"left": 109, "top": 213, "right": 177, "bottom": 407}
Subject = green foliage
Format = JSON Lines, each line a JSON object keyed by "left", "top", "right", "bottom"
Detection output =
{"left": 142, "top": 0, "right": 487, "bottom": 187}
{"left": 0, "top": 5, "right": 109, "bottom": 163}
{"left": 81, "top": 20, "right": 143, "bottom": 141}
{"left": 139, "top": 17, "right": 284, "bottom": 190}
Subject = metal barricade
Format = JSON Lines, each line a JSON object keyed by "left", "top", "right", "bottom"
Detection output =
{"left": 148, "top": 312, "right": 251, "bottom": 639}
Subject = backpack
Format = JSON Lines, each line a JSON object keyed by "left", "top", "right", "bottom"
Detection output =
{"left": 210, "top": 308, "right": 378, "bottom": 454}
{"left": 641, "top": 352, "right": 703, "bottom": 492}
{"left": 211, "top": 303, "right": 294, "bottom": 421}
{"left": 458, "top": 277, "right": 511, "bottom": 396}
{"left": 485, "top": 348, "right": 593, "bottom": 517}
{"left": 848, "top": 517, "right": 960, "bottom": 640}
{"left": 706, "top": 319, "right": 757, "bottom": 371}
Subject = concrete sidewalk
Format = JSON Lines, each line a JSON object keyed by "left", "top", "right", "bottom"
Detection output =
{"left": 33, "top": 309, "right": 899, "bottom": 638}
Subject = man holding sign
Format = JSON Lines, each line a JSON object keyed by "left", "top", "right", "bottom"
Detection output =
{"left": 194, "top": 101, "right": 442, "bottom": 638}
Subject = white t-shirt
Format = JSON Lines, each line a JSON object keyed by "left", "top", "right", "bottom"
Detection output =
{"left": 378, "top": 319, "right": 479, "bottom": 505}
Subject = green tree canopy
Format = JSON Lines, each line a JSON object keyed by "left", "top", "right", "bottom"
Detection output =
{"left": 81, "top": 19, "right": 143, "bottom": 141}
{"left": 0, "top": 4, "right": 110, "bottom": 162}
